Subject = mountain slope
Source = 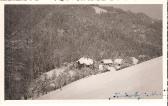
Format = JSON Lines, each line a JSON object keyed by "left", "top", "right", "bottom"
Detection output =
{"left": 37, "top": 57, "right": 162, "bottom": 99}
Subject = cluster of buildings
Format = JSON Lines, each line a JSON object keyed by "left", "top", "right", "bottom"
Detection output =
{"left": 75, "top": 56, "right": 139, "bottom": 72}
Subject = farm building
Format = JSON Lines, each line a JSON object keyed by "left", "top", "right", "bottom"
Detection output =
{"left": 99, "top": 59, "right": 116, "bottom": 72}
{"left": 114, "top": 58, "right": 123, "bottom": 65}
{"left": 76, "top": 57, "right": 94, "bottom": 69}
{"left": 101, "top": 59, "right": 113, "bottom": 65}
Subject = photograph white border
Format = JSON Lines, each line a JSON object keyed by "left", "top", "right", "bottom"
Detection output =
{"left": 0, "top": 0, "right": 167, "bottom": 106}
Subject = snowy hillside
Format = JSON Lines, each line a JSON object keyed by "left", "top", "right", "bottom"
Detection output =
{"left": 5, "top": 5, "right": 162, "bottom": 100}
{"left": 37, "top": 57, "right": 162, "bottom": 99}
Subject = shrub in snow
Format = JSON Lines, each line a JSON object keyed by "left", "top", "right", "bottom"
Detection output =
{"left": 69, "top": 70, "right": 77, "bottom": 82}
{"left": 93, "top": 61, "right": 99, "bottom": 70}
{"left": 51, "top": 70, "right": 57, "bottom": 80}
{"left": 56, "top": 74, "right": 64, "bottom": 89}
{"left": 81, "top": 67, "right": 93, "bottom": 77}
{"left": 138, "top": 55, "right": 150, "bottom": 62}
{"left": 68, "top": 70, "right": 75, "bottom": 77}
{"left": 43, "top": 83, "right": 56, "bottom": 94}
{"left": 65, "top": 73, "right": 72, "bottom": 85}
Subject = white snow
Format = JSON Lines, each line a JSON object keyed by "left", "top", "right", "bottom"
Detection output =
{"left": 98, "top": 64, "right": 104, "bottom": 71}
{"left": 101, "top": 59, "right": 113, "bottom": 64}
{"left": 107, "top": 66, "right": 116, "bottom": 71}
{"left": 77, "top": 57, "right": 93, "bottom": 65}
{"left": 37, "top": 57, "right": 162, "bottom": 99}
{"left": 131, "top": 57, "right": 139, "bottom": 65}
{"left": 92, "top": 6, "right": 107, "bottom": 14}
{"left": 115, "top": 65, "right": 121, "bottom": 70}
{"left": 114, "top": 58, "right": 123, "bottom": 65}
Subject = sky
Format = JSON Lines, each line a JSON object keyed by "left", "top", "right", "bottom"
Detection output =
{"left": 102, "top": 4, "right": 162, "bottom": 20}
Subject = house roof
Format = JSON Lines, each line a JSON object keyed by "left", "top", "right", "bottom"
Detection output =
{"left": 78, "top": 57, "right": 94, "bottom": 65}
{"left": 114, "top": 59, "right": 123, "bottom": 64}
{"left": 131, "top": 57, "right": 139, "bottom": 64}
{"left": 101, "top": 59, "right": 113, "bottom": 64}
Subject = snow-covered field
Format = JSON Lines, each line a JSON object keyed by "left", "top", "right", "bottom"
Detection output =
{"left": 37, "top": 57, "right": 162, "bottom": 100}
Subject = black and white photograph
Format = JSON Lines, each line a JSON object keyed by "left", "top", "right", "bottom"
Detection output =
{"left": 4, "top": 4, "right": 163, "bottom": 100}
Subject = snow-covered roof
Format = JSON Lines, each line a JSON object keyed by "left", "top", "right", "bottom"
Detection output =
{"left": 92, "top": 6, "right": 107, "bottom": 14}
{"left": 77, "top": 57, "right": 94, "bottom": 65}
{"left": 101, "top": 59, "right": 113, "bottom": 64}
{"left": 114, "top": 59, "right": 123, "bottom": 64}
{"left": 131, "top": 57, "right": 139, "bottom": 65}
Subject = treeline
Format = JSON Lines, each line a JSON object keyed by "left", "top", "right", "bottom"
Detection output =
{"left": 5, "top": 5, "right": 162, "bottom": 99}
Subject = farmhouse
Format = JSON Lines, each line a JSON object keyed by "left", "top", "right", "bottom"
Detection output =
{"left": 76, "top": 57, "right": 94, "bottom": 69}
